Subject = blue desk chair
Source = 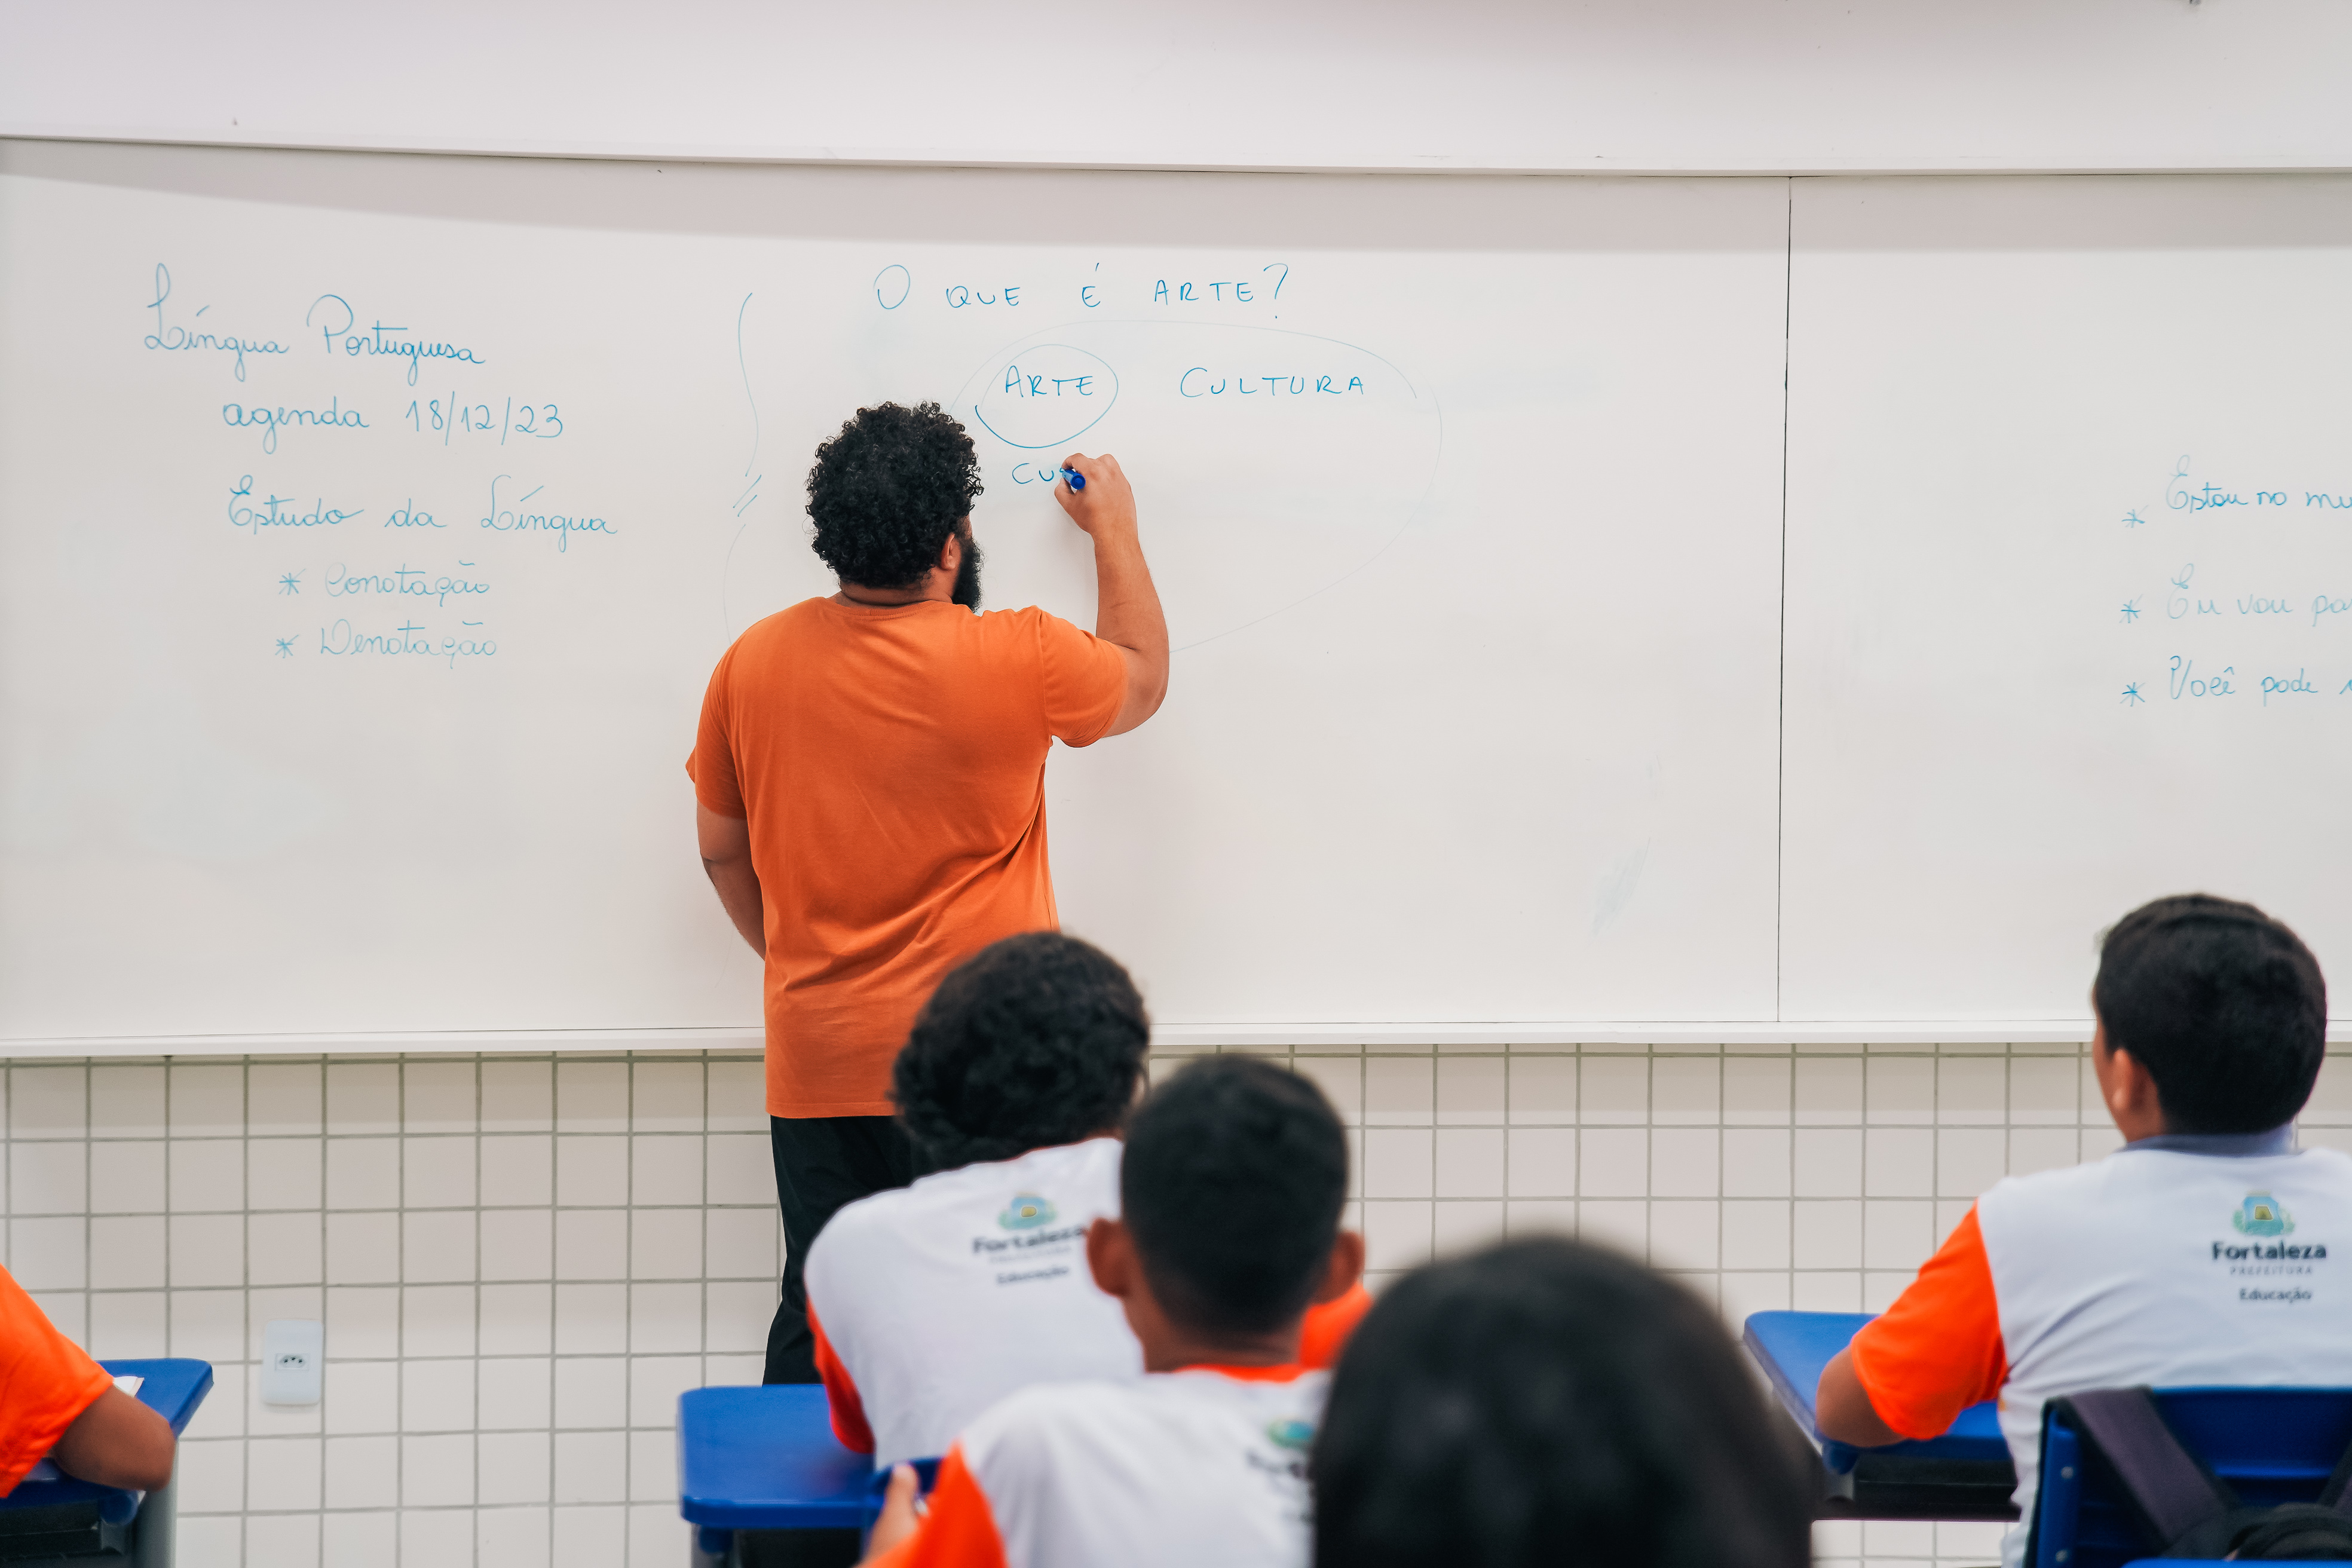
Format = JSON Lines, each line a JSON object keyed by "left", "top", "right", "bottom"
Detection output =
{"left": 0, "top": 1359, "right": 214, "bottom": 1567}
{"left": 678, "top": 1386, "right": 872, "bottom": 1567}
{"left": 2026, "top": 1388, "right": 2352, "bottom": 1568}
{"left": 1743, "top": 1310, "right": 2016, "bottom": 1520}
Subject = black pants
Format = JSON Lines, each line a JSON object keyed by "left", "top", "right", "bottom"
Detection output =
{"left": 765, "top": 1114, "right": 920, "bottom": 1386}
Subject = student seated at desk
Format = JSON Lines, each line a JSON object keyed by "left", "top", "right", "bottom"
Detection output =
{"left": 0, "top": 1263, "right": 174, "bottom": 1495}
{"left": 1816, "top": 893, "right": 2352, "bottom": 1568}
{"left": 861, "top": 1055, "right": 1364, "bottom": 1568}
{"left": 1312, "top": 1238, "right": 1815, "bottom": 1568}
{"left": 804, "top": 934, "right": 1370, "bottom": 1467}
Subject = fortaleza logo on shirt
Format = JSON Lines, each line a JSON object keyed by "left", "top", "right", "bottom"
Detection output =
{"left": 1264, "top": 1419, "right": 1316, "bottom": 1452}
{"left": 999, "top": 1195, "right": 1058, "bottom": 1231}
{"left": 1251, "top": 1419, "right": 1318, "bottom": 1484}
{"left": 2234, "top": 1193, "right": 2293, "bottom": 1237}
{"left": 2213, "top": 1191, "right": 2328, "bottom": 1266}
{"left": 972, "top": 1193, "right": 1086, "bottom": 1260}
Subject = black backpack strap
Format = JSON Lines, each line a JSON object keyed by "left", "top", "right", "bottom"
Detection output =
{"left": 2317, "top": 1427, "right": 2352, "bottom": 1514}
{"left": 2050, "top": 1388, "right": 2237, "bottom": 1551}
{"left": 2218, "top": 1501, "right": 2352, "bottom": 1560}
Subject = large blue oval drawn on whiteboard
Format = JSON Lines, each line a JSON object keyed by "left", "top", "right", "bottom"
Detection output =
{"left": 956, "top": 321, "right": 1441, "bottom": 651}
{"left": 970, "top": 345, "right": 1119, "bottom": 449}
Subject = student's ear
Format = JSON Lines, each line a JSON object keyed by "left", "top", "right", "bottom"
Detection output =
{"left": 2091, "top": 1018, "right": 2169, "bottom": 1140}
{"left": 1311, "top": 1229, "right": 1365, "bottom": 1306}
{"left": 938, "top": 521, "right": 967, "bottom": 575}
{"left": 1087, "top": 1216, "right": 1138, "bottom": 1301}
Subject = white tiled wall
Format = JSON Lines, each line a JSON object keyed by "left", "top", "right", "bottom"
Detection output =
{"left": 1, "top": 1054, "right": 778, "bottom": 1568}
{"left": 1253, "top": 1041, "right": 2151, "bottom": 1308}
{"left": 8, "top": 1044, "right": 2349, "bottom": 1568}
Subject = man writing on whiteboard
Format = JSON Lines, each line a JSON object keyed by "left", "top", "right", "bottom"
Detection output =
{"left": 688, "top": 401, "right": 1168, "bottom": 1385}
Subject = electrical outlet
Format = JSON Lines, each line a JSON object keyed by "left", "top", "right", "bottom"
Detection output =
{"left": 259, "top": 1319, "right": 323, "bottom": 1405}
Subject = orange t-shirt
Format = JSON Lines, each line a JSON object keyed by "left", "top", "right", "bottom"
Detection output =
{"left": 1298, "top": 1282, "right": 1374, "bottom": 1371}
{"left": 1846, "top": 1204, "right": 2009, "bottom": 1441}
{"left": 0, "top": 1264, "right": 115, "bottom": 1495}
{"left": 688, "top": 598, "right": 1128, "bottom": 1117}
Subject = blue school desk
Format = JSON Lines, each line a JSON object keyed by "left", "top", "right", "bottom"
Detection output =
{"left": 1743, "top": 1311, "right": 2017, "bottom": 1520}
{"left": 677, "top": 1386, "right": 871, "bottom": 1566}
{"left": 0, "top": 1358, "right": 214, "bottom": 1566}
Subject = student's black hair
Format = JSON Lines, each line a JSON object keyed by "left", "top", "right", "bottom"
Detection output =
{"left": 2093, "top": 893, "right": 2326, "bottom": 1135}
{"left": 805, "top": 401, "right": 983, "bottom": 590}
{"left": 1120, "top": 1056, "right": 1349, "bottom": 1336}
{"left": 1311, "top": 1238, "right": 1817, "bottom": 1568}
{"left": 892, "top": 933, "right": 1152, "bottom": 1172}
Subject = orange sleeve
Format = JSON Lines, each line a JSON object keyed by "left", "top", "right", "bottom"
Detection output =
{"left": 685, "top": 647, "right": 746, "bottom": 819}
{"left": 807, "top": 1308, "right": 874, "bottom": 1456}
{"left": 1846, "top": 1205, "right": 2008, "bottom": 1441}
{"left": 1300, "top": 1283, "right": 1373, "bottom": 1370}
{"left": 865, "top": 1444, "right": 1009, "bottom": 1568}
{"left": 1032, "top": 610, "right": 1129, "bottom": 749}
{"left": 0, "top": 1266, "right": 115, "bottom": 1496}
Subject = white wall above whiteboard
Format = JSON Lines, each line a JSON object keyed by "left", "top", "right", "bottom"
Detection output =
{"left": 7, "top": 0, "right": 2352, "bottom": 175}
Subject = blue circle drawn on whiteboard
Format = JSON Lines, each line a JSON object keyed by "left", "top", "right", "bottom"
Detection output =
{"left": 875, "top": 265, "right": 912, "bottom": 311}
{"left": 969, "top": 345, "right": 1120, "bottom": 451}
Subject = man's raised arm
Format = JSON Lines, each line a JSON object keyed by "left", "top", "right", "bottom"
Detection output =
{"left": 1056, "top": 453, "right": 1168, "bottom": 736}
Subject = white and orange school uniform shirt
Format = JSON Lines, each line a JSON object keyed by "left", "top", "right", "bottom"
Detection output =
{"left": 869, "top": 1363, "right": 1326, "bottom": 1568}
{"left": 1849, "top": 1130, "right": 2352, "bottom": 1568}
{"left": 804, "top": 1137, "right": 1369, "bottom": 1466}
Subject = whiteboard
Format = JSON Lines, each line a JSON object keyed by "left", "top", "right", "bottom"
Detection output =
{"left": 10, "top": 0, "right": 2352, "bottom": 176}
{"left": 1781, "top": 176, "right": 2352, "bottom": 1024}
{"left": 0, "top": 139, "right": 1790, "bottom": 1046}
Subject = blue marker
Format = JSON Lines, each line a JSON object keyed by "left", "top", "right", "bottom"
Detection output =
{"left": 1060, "top": 466, "right": 1086, "bottom": 492}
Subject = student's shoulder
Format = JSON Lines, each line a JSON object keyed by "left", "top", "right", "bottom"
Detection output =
{"left": 814, "top": 1148, "right": 1082, "bottom": 1253}
{"left": 1157, "top": 1367, "right": 1331, "bottom": 1420}
{"left": 1976, "top": 1143, "right": 2352, "bottom": 1234}
{"left": 960, "top": 1372, "right": 1327, "bottom": 1495}
{"left": 1981, "top": 1156, "right": 2114, "bottom": 1203}
{"left": 813, "top": 1160, "right": 989, "bottom": 1236}
{"left": 921, "top": 1135, "right": 1120, "bottom": 1203}
{"left": 2299, "top": 1144, "right": 2352, "bottom": 1178}
{"left": 805, "top": 1178, "right": 941, "bottom": 1279}
{"left": 957, "top": 1378, "right": 1141, "bottom": 1470}
{"left": 1967, "top": 1154, "right": 2130, "bottom": 1251}
{"left": 1014, "top": 1135, "right": 1123, "bottom": 1183}
{"left": 811, "top": 1180, "right": 917, "bottom": 1241}
{"left": 2270, "top": 1144, "right": 2352, "bottom": 1196}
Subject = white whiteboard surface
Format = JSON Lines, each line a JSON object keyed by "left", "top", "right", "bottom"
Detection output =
{"left": 7, "top": 1, "right": 2352, "bottom": 176}
{"left": 0, "top": 139, "right": 1788, "bottom": 1048}
{"left": 1781, "top": 176, "right": 2352, "bottom": 1024}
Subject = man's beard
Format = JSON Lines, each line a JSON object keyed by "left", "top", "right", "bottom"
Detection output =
{"left": 952, "top": 526, "right": 984, "bottom": 610}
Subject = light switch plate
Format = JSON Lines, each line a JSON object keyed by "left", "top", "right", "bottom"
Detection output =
{"left": 259, "top": 1318, "right": 323, "bottom": 1405}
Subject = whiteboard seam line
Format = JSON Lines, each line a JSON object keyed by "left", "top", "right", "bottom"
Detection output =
{"left": 1774, "top": 175, "right": 1796, "bottom": 1024}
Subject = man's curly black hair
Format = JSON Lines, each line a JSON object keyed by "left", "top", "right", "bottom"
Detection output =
{"left": 805, "top": 401, "right": 984, "bottom": 590}
{"left": 892, "top": 933, "right": 1150, "bottom": 1172}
